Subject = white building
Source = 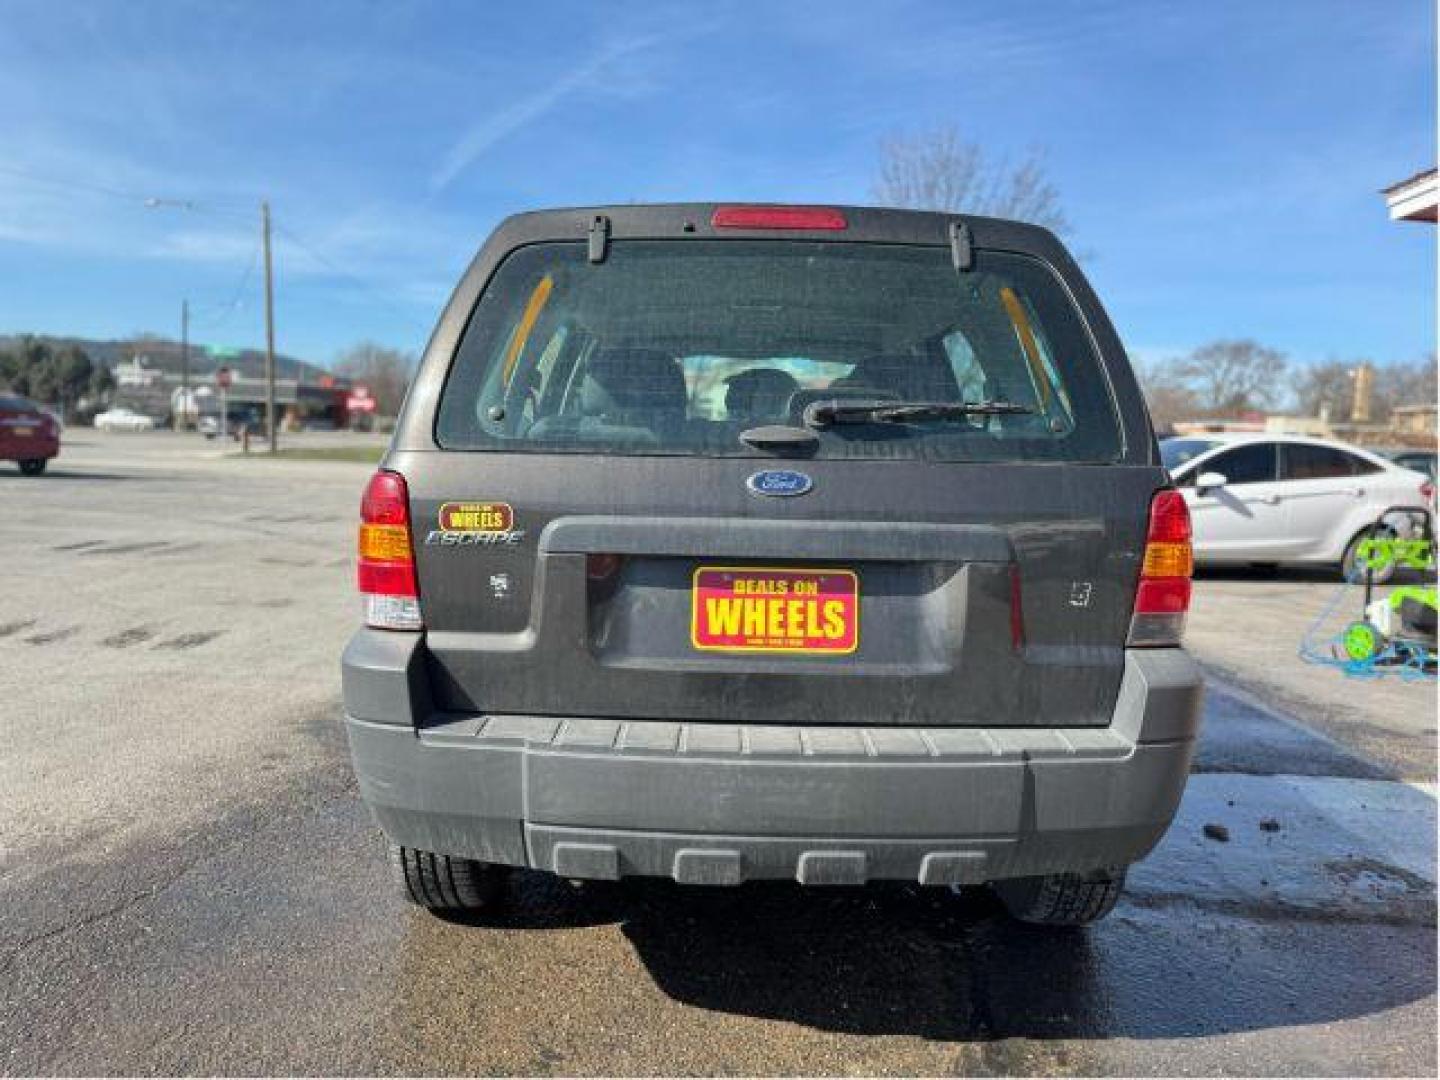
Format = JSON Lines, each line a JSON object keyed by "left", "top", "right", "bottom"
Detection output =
{"left": 1381, "top": 168, "right": 1437, "bottom": 223}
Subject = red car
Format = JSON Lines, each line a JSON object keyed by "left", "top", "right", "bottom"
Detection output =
{"left": 0, "top": 394, "right": 61, "bottom": 475}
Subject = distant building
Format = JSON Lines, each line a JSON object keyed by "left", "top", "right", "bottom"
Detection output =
{"left": 1172, "top": 417, "right": 1265, "bottom": 436}
{"left": 1381, "top": 168, "right": 1438, "bottom": 223}
{"left": 1390, "top": 404, "right": 1437, "bottom": 438}
{"left": 1263, "top": 415, "right": 1332, "bottom": 437}
{"left": 113, "top": 355, "right": 164, "bottom": 388}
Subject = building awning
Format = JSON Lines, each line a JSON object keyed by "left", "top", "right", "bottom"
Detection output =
{"left": 1381, "top": 167, "right": 1438, "bottom": 223}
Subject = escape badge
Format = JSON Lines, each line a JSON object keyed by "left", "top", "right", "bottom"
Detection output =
{"left": 425, "top": 501, "right": 525, "bottom": 546}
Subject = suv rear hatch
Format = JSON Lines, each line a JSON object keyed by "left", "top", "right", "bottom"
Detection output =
{"left": 390, "top": 205, "right": 1165, "bottom": 728}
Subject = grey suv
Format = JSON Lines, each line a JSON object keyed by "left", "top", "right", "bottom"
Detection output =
{"left": 342, "top": 204, "right": 1203, "bottom": 925}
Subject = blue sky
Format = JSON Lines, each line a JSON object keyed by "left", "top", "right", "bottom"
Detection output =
{"left": 0, "top": 0, "right": 1433, "bottom": 371}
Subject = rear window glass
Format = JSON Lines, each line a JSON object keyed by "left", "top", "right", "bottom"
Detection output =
{"left": 1160, "top": 437, "right": 1219, "bottom": 472}
{"left": 436, "top": 240, "right": 1121, "bottom": 462}
{"left": 1280, "top": 443, "right": 1379, "bottom": 480}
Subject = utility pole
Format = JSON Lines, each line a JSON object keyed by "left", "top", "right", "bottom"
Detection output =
{"left": 262, "top": 201, "right": 277, "bottom": 452}
{"left": 180, "top": 298, "right": 189, "bottom": 431}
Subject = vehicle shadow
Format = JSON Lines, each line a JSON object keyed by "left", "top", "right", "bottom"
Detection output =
{"left": 0, "top": 468, "right": 140, "bottom": 481}
{"left": 1194, "top": 565, "right": 1339, "bottom": 584}
{"left": 451, "top": 868, "right": 1434, "bottom": 1043}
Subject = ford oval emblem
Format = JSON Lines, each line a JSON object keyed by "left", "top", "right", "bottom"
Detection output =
{"left": 746, "top": 469, "right": 813, "bottom": 497}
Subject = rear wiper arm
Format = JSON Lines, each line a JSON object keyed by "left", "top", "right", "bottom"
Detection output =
{"left": 803, "top": 399, "right": 1033, "bottom": 428}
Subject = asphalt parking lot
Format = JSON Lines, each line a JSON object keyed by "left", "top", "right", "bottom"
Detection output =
{"left": 1, "top": 432, "right": 1435, "bottom": 1076}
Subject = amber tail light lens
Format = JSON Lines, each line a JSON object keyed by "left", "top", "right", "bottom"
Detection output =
{"left": 1128, "top": 490, "right": 1193, "bottom": 647}
{"left": 358, "top": 470, "right": 422, "bottom": 630}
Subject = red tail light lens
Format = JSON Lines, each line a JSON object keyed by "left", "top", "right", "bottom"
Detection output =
{"left": 711, "top": 206, "right": 847, "bottom": 230}
{"left": 1129, "top": 489, "right": 1193, "bottom": 647}
{"left": 358, "top": 470, "right": 421, "bottom": 630}
{"left": 1421, "top": 480, "right": 1434, "bottom": 505}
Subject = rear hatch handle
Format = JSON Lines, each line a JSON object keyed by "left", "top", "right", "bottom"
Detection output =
{"left": 541, "top": 517, "right": 1015, "bottom": 563}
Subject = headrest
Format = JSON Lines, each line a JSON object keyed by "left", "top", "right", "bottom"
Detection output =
{"left": 581, "top": 348, "right": 687, "bottom": 418}
{"left": 724, "top": 368, "right": 801, "bottom": 420}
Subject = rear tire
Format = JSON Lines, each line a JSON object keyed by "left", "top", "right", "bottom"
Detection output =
{"left": 993, "top": 867, "right": 1127, "bottom": 926}
{"left": 18, "top": 458, "right": 47, "bottom": 476}
{"left": 1343, "top": 526, "right": 1397, "bottom": 585}
{"left": 389, "top": 843, "right": 505, "bottom": 914}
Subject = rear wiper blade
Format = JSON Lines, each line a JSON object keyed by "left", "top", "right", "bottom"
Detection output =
{"left": 803, "top": 399, "right": 1033, "bottom": 428}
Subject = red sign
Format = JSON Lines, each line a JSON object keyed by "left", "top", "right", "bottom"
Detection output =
{"left": 346, "top": 393, "right": 377, "bottom": 412}
{"left": 215, "top": 366, "right": 232, "bottom": 389}
{"left": 691, "top": 567, "right": 858, "bottom": 654}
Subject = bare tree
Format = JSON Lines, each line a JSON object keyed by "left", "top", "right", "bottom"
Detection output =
{"left": 1292, "top": 360, "right": 1353, "bottom": 420}
{"left": 1373, "top": 353, "right": 1438, "bottom": 422}
{"left": 333, "top": 342, "right": 416, "bottom": 417}
{"left": 1132, "top": 358, "right": 1200, "bottom": 433}
{"left": 871, "top": 126, "right": 1069, "bottom": 232}
{"left": 1174, "top": 340, "right": 1288, "bottom": 415}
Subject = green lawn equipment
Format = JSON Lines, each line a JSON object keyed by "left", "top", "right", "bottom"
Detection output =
{"left": 1335, "top": 506, "right": 1436, "bottom": 673}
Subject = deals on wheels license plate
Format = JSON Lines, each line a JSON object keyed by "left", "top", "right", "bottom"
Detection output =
{"left": 691, "top": 566, "right": 858, "bottom": 654}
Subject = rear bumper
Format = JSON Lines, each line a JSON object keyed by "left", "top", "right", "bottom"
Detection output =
{"left": 342, "top": 631, "right": 1204, "bottom": 885}
{"left": 1, "top": 434, "right": 59, "bottom": 460}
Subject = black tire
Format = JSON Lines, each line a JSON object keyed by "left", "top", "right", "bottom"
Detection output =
{"left": 992, "top": 867, "right": 1127, "bottom": 926}
{"left": 1342, "top": 526, "right": 1397, "bottom": 585}
{"left": 389, "top": 843, "right": 505, "bottom": 914}
{"left": 18, "top": 458, "right": 47, "bottom": 476}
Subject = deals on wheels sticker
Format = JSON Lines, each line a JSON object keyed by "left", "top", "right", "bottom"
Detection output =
{"left": 691, "top": 567, "right": 858, "bottom": 654}
{"left": 438, "top": 502, "right": 514, "bottom": 533}
{"left": 426, "top": 501, "right": 524, "bottom": 547}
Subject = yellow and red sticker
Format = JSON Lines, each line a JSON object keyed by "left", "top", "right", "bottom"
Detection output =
{"left": 691, "top": 567, "right": 858, "bottom": 654}
{"left": 437, "top": 501, "right": 514, "bottom": 534}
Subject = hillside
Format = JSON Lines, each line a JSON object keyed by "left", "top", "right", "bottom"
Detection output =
{"left": 0, "top": 333, "right": 329, "bottom": 384}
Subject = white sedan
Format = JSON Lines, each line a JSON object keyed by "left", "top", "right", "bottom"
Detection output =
{"left": 1161, "top": 433, "right": 1432, "bottom": 580}
{"left": 93, "top": 407, "right": 157, "bottom": 432}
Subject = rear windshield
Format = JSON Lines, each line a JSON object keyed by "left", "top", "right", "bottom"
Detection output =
{"left": 436, "top": 240, "right": 1121, "bottom": 462}
{"left": 1160, "top": 437, "right": 1220, "bottom": 472}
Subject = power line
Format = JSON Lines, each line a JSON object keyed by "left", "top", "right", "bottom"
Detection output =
{"left": 2, "top": 162, "right": 431, "bottom": 344}
{"left": 271, "top": 221, "right": 433, "bottom": 334}
{"left": 0, "top": 162, "right": 166, "bottom": 205}
{"left": 0, "top": 163, "right": 257, "bottom": 219}
{"left": 190, "top": 238, "right": 262, "bottom": 333}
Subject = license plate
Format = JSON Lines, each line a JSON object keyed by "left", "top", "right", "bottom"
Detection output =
{"left": 12, "top": 426, "right": 33, "bottom": 437}
{"left": 691, "top": 566, "right": 858, "bottom": 654}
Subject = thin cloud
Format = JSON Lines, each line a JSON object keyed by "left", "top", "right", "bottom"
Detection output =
{"left": 430, "top": 33, "right": 662, "bottom": 193}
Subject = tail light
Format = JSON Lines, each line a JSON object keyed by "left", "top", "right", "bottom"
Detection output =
{"left": 358, "top": 470, "right": 422, "bottom": 630}
{"left": 711, "top": 205, "right": 847, "bottom": 230}
{"left": 1128, "top": 489, "right": 1193, "bottom": 647}
{"left": 1421, "top": 480, "right": 1434, "bottom": 505}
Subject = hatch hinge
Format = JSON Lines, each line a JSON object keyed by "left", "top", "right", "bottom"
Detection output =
{"left": 588, "top": 214, "right": 611, "bottom": 263}
{"left": 949, "top": 220, "right": 974, "bottom": 272}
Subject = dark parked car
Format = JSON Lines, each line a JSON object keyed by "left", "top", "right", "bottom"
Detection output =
{"left": 342, "top": 204, "right": 1203, "bottom": 925}
{"left": 0, "top": 393, "right": 61, "bottom": 475}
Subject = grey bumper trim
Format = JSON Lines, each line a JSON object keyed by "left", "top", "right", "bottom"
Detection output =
{"left": 342, "top": 642, "right": 1204, "bottom": 885}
